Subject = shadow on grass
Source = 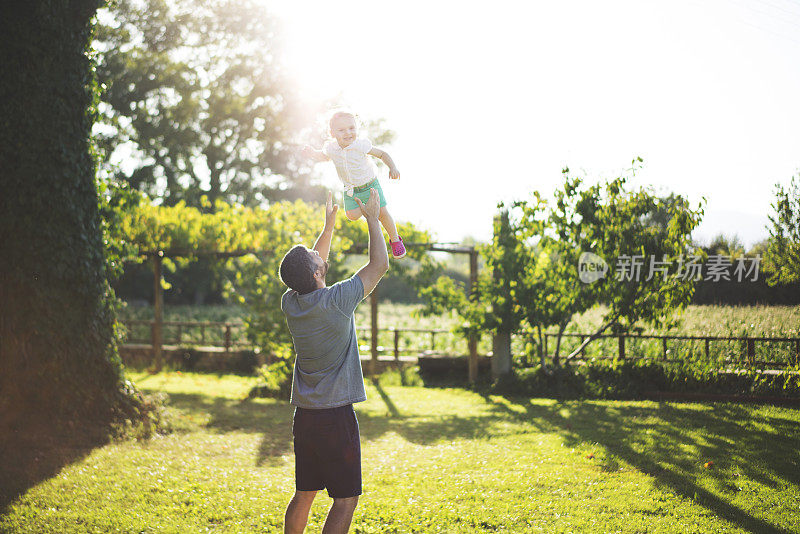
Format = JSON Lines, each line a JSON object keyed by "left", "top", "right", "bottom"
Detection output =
{"left": 371, "top": 378, "right": 401, "bottom": 417}
{"left": 162, "top": 388, "right": 500, "bottom": 467}
{"left": 0, "top": 424, "right": 108, "bottom": 511}
{"left": 160, "top": 392, "right": 295, "bottom": 467}
{"left": 481, "top": 394, "right": 799, "bottom": 534}
{"left": 160, "top": 386, "right": 512, "bottom": 468}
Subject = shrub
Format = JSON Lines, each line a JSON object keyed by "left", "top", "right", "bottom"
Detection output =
{"left": 376, "top": 366, "right": 424, "bottom": 387}
{"left": 247, "top": 345, "right": 293, "bottom": 400}
{"left": 489, "top": 361, "right": 800, "bottom": 400}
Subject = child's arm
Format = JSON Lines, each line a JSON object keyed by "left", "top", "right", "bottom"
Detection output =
{"left": 302, "top": 145, "right": 329, "bottom": 163}
{"left": 368, "top": 147, "right": 400, "bottom": 180}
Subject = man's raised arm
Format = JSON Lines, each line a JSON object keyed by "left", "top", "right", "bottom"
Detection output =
{"left": 355, "top": 188, "right": 389, "bottom": 297}
{"left": 312, "top": 191, "right": 338, "bottom": 261}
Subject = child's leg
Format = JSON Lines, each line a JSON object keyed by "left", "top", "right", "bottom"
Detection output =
{"left": 378, "top": 206, "right": 400, "bottom": 242}
{"left": 343, "top": 191, "right": 362, "bottom": 221}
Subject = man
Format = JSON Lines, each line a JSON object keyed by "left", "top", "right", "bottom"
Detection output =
{"left": 279, "top": 188, "right": 389, "bottom": 534}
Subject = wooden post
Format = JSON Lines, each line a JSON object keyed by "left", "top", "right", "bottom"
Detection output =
{"left": 224, "top": 324, "right": 232, "bottom": 354}
{"left": 662, "top": 338, "right": 667, "bottom": 360}
{"left": 543, "top": 334, "right": 548, "bottom": 358}
{"left": 747, "top": 338, "right": 755, "bottom": 367}
{"left": 795, "top": 340, "right": 800, "bottom": 367}
{"left": 491, "top": 212, "right": 512, "bottom": 379}
{"left": 370, "top": 285, "right": 379, "bottom": 376}
{"left": 467, "top": 336, "right": 478, "bottom": 380}
{"left": 705, "top": 338, "right": 710, "bottom": 359}
{"left": 393, "top": 329, "right": 400, "bottom": 361}
{"left": 430, "top": 331, "right": 436, "bottom": 352}
{"left": 152, "top": 251, "right": 164, "bottom": 372}
{"left": 618, "top": 335, "right": 625, "bottom": 360}
{"left": 467, "top": 248, "right": 479, "bottom": 383}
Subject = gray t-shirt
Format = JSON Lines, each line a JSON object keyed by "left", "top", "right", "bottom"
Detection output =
{"left": 281, "top": 274, "right": 367, "bottom": 408}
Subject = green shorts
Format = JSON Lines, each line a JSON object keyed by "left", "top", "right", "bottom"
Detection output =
{"left": 343, "top": 179, "right": 387, "bottom": 212}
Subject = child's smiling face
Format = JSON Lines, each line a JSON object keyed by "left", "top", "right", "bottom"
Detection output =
{"left": 330, "top": 114, "right": 358, "bottom": 148}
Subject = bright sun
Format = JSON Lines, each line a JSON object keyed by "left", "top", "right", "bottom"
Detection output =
{"left": 270, "top": 1, "right": 375, "bottom": 104}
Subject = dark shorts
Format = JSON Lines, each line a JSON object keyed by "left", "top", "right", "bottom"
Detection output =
{"left": 292, "top": 404, "right": 362, "bottom": 498}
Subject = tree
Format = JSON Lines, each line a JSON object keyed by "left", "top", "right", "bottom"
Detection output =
{"left": 765, "top": 175, "right": 800, "bottom": 285}
{"left": 94, "top": 0, "right": 318, "bottom": 207}
{"left": 483, "top": 208, "right": 527, "bottom": 377}
{"left": 421, "top": 163, "right": 705, "bottom": 377}
{"left": 512, "top": 183, "right": 596, "bottom": 368}
{"left": 556, "top": 165, "right": 704, "bottom": 361}
{"left": 703, "top": 233, "right": 746, "bottom": 260}
{"left": 94, "top": 2, "right": 402, "bottom": 303}
{"left": 417, "top": 211, "right": 528, "bottom": 379}
{"left": 481, "top": 165, "right": 704, "bottom": 370}
{"left": 0, "top": 0, "right": 142, "bottom": 445}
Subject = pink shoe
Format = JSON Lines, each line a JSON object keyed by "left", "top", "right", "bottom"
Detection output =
{"left": 390, "top": 236, "right": 406, "bottom": 259}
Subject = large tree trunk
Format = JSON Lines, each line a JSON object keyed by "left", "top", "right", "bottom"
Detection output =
{"left": 553, "top": 322, "right": 568, "bottom": 368}
{"left": 0, "top": 1, "right": 140, "bottom": 436}
{"left": 491, "top": 330, "right": 512, "bottom": 378}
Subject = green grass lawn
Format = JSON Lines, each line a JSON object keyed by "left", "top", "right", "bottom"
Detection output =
{"left": 4, "top": 372, "right": 797, "bottom": 533}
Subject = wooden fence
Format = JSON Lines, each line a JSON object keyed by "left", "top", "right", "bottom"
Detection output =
{"left": 357, "top": 327, "right": 453, "bottom": 360}
{"left": 120, "top": 320, "right": 459, "bottom": 359}
{"left": 543, "top": 332, "right": 800, "bottom": 368}
{"left": 121, "top": 319, "right": 248, "bottom": 352}
{"left": 121, "top": 319, "right": 800, "bottom": 371}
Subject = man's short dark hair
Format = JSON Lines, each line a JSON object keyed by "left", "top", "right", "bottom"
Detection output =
{"left": 279, "top": 245, "right": 317, "bottom": 294}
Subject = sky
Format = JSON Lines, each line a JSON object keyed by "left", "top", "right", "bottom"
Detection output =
{"left": 268, "top": 0, "right": 800, "bottom": 248}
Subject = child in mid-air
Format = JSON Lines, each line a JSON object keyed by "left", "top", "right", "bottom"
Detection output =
{"left": 303, "top": 110, "right": 406, "bottom": 259}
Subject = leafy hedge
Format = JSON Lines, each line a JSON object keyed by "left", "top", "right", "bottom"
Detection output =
{"left": 490, "top": 361, "right": 800, "bottom": 400}
{"left": 0, "top": 0, "right": 145, "bottom": 432}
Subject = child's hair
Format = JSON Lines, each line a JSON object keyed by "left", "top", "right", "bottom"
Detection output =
{"left": 328, "top": 108, "right": 359, "bottom": 132}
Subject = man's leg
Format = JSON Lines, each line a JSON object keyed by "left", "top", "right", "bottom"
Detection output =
{"left": 284, "top": 490, "right": 317, "bottom": 534}
{"left": 322, "top": 496, "right": 359, "bottom": 534}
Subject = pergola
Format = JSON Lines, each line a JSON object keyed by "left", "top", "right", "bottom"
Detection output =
{"left": 139, "top": 242, "right": 482, "bottom": 381}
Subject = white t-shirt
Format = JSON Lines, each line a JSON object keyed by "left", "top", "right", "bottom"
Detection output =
{"left": 322, "top": 138, "right": 377, "bottom": 195}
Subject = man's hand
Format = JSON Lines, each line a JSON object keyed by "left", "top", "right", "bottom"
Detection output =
{"left": 324, "top": 191, "right": 338, "bottom": 231}
{"left": 388, "top": 166, "right": 400, "bottom": 180}
{"left": 355, "top": 188, "right": 380, "bottom": 221}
